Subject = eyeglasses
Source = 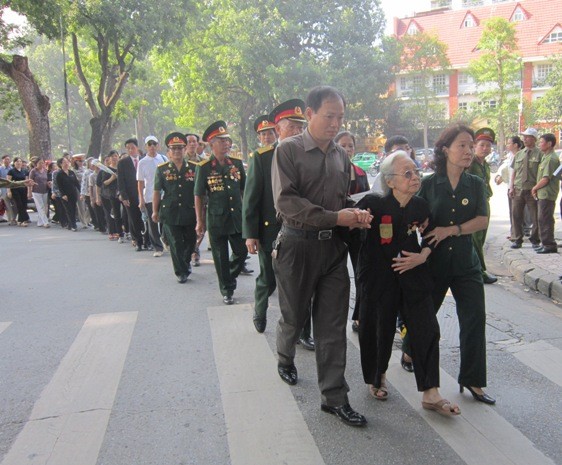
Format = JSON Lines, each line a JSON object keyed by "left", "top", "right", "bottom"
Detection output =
{"left": 147, "top": 141, "right": 158, "bottom": 146}
{"left": 388, "top": 169, "right": 421, "bottom": 180}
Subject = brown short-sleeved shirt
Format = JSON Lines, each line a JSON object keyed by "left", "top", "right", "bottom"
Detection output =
{"left": 271, "top": 129, "right": 352, "bottom": 230}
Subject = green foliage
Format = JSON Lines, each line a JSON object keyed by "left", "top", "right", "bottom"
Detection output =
{"left": 535, "top": 56, "right": 562, "bottom": 130}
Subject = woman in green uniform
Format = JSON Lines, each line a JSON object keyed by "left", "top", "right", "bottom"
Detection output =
{"left": 419, "top": 124, "right": 496, "bottom": 404}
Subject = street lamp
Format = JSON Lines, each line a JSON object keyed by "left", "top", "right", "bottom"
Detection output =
{"left": 517, "top": 56, "right": 524, "bottom": 133}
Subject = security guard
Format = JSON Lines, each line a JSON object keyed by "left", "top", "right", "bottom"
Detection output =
{"left": 195, "top": 121, "right": 248, "bottom": 304}
{"left": 152, "top": 132, "right": 198, "bottom": 283}
{"left": 468, "top": 127, "right": 497, "bottom": 284}
{"left": 253, "top": 115, "right": 277, "bottom": 147}
{"left": 243, "top": 99, "right": 306, "bottom": 333}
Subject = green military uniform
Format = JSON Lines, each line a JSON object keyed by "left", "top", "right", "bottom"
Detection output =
{"left": 194, "top": 154, "right": 248, "bottom": 297}
{"left": 536, "top": 150, "right": 560, "bottom": 251}
{"left": 468, "top": 157, "right": 492, "bottom": 275}
{"left": 154, "top": 156, "right": 198, "bottom": 280}
{"left": 418, "top": 171, "right": 489, "bottom": 387}
{"left": 242, "top": 143, "right": 278, "bottom": 325}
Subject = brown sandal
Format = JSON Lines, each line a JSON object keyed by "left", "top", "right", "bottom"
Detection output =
{"left": 422, "top": 399, "right": 461, "bottom": 416}
{"left": 369, "top": 384, "right": 389, "bottom": 401}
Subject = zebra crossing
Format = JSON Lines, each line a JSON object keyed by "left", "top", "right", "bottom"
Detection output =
{"left": 0, "top": 300, "right": 561, "bottom": 465}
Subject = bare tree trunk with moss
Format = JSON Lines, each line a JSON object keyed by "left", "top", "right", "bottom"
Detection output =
{"left": 0, "top": 55, "right": 52, "bottom": 160}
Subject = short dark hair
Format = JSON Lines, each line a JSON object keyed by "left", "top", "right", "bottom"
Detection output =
{"left": 124, "top": 138, "right": 138, "bottom": 147}
{"left": 334, "top": 131, "right": 355, "bottom": 146}
{"left": 509, "top": 135, "right": 524, "bottom": 150}
{"left": 306, "top": 86, "right": 346, "bottom": 112}
{"left": 56, "top": 157, "right": 65, "bottom": 168}
{"left": 1, "top": 154, "right": 10, "bottom": 160}
{"left": 384, "top": 135, "right": 409, "bottom": 154}
{"left": 540, "top": 133, "right": 557, "bottom": 148}
{"left": 433, "top": 124, "right": 474, "bottom": 175}
{"left": 186, "top": 133, "right": 200, "bottom": 142}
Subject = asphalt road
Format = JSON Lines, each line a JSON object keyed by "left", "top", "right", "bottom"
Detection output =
{"left": 0, "top": 182, "right": 561, "bottom": 465}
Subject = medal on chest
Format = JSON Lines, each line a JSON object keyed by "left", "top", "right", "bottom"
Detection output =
{"left": 380, "top": 215, "right": 393, "bottom": 244}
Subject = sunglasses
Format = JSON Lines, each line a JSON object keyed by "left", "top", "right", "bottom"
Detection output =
{"left": 147, "top": 141, "right": 158, "bottom": 146}
{"left": 389, "top": 169, "right": 421, "bottom": 180}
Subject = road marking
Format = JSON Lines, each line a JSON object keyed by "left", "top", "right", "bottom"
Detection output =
{"left": 1, "top": 312, "right": 138, "bottom": 465}
{"left": 506, "top": 340, "right": 562, "bottom": 387}
{"left": 347, "top": 324, "right": 555, "bottom": 465}
{"left": 208, "top": 303, "right": 325, "bottom": 465}
{"left": 0, "top": 322, "right": 12, "bottom": 335}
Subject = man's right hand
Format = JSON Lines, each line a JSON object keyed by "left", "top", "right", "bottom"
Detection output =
{"left": 122, "top": 199, "right": 130, "bottom": 207}
{"left": 508, "top": 187, "right": 515, "bottom": 198}
{"left": 337, "top": 208, "right": 373, "bottom": 228}
{"left": 196, "top": 221, "right": 206, "bottom": 237}
{"left": 246, "top": 238, "right": 259, "bottom": 254}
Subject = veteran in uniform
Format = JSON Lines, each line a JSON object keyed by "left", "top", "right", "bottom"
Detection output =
{"left": 253, "top": 115, "right": 277, "bottom": 147}
{"left": 195, "top": 121, "right": 248, "bottom": 304}
{"left": 152, "top": 132, "right": 198, "bottom": 283}
{"left": 467, "top": 128, "right": 497, "bottom": 284}
{"left": 242, "top": 99, "right": 306, "bottom": 333}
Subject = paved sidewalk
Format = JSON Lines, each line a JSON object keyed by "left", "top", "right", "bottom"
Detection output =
{"left": 495, "top": 223, "right": 562, "bottom": 302}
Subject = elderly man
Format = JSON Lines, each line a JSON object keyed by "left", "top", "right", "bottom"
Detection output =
{"left": 195, "top": 121, "right": 248, "bottom": 304}
{"left": 0, "top": 155, "right": 17, "bottom": 224}
{"left": 253, "top": 115, "right": 277, "bottom": 147}
{"left": 272, "top": 86, "right": 372, "bottom": 427}
{"left": 243, "top": 99, "right": 306, "bottom": 333}
{"left": 509, "top": 128, "right": 542, "bottom": 249}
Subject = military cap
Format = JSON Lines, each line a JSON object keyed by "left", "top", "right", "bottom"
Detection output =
{"left": 474, "top": 127, "right": 495, "bottom": 143}
{"left": 269, "top": 99, "right": 307, "bottom": 125}
{"left": 165, "top": 132, "right": 188, "bottom": 147}
{"left": 72, "top": 153, "right": 86, "bottom": 160}
{"left": 202, "top": 121, "right": 230, "bottom": 142}
{"left": 185, "top": 133, "right": 200, "bottom": 142}
{"left": 254, "top": 115, "right": 276, "bottom": 133}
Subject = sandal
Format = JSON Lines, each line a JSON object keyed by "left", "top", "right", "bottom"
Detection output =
{"left": 422, "top": 399, "right": 461, "bottom": 416}
{"left": 369, "top": 383, "right": 389, "bottom": 401}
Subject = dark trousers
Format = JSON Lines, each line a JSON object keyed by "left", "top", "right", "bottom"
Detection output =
{"left": 538, "top": 199, "right": 557, "bottom": 249}
{"left": 94, "top": 203, "right": 106, "bottom": 232}
{"left": 274, "top": 235, "right": 350, "bottom": 407}
{"left": 472, "top": 204, "right": 490, "bottom": 273}
{"left": 124, "top": 203, "right": 144, "bottom": 246}
{"left": 144, "top": 203, "right": 163, "bottom": 251}
{"left": 10, "top": 188, "right": 29, "bottom": 223}
{"left": 110, "top": 197, "right": 123, "bottom": 237}
{"left": 85, "top": 196, "right": 97, "bottom": 229}
{"left": 512, "top": 189, "right": 539, "bottom": 244}
{"left": 209, "top": 230, "right": 247, "bottom": 296}
{"left": 53, "top": 197, "right": 68, "bottom": 227}
{"left": 102, "top": 197, "right": 119, "bottom": 235}
{"left": 358, "top": 283, "right": 440, "bottom": 392}
{"left": 253, "top": 245, "right": 277, "bottom": 320}
{"left": 163, "top": 223, "right": 196, "bottom": 276}
{"left": 62, "top": 197, "right": 77, "bottom": 229}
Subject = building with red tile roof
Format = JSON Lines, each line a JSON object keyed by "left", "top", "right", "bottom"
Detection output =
{"left": 393, "top": 0, "right": 562, "bottom": 135}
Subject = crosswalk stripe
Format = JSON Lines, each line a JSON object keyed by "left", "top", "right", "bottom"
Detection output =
{"left": 1, "top": 312, "right": 138, "bottom": 465}
{"left": 346, "top": 324, "right": 555, "bottom": 465}
{"left": 506, "top": 340, "right": 562, "bottom": 388}
{"left": 208, "top": 303, "right": 325, "bottom": 465}
{"left": 0, "top": 322, "right": 11, "bottom": 335}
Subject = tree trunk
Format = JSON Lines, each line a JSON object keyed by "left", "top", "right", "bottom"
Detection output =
{"left": 101, "top": 118, "right": 120, "bottom": 156}
{"left": 0, "top": 55, "right": 52, "bottom": 160}
{"left": 87, "top": 115, "right": 105, "bottom": 158}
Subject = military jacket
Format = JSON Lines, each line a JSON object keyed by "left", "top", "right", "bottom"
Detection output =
{"left": 417, "top": 172, "right": 488, "bottom": 277}
{"left": 242, "top": 143, "right": 279, "bottom": 250}
{"left": 537, "top": 151, "right": 561, "bottom": 201}
{"left": 467, "top": 159, "right": 492, "bottom": 198}
{"left": 154, "top": 160, "right": 197, "bottom": 226}
{"left": 511, "top": 146, "right": 542, "bottom": 190}
{"left": 194, "top": 155, "right": 245, "bottom": 235}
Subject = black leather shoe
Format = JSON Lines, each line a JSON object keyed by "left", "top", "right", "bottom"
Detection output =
{"left": 253, "top": 317, "right": 266, "bottom": 333}
{"left": 240, "top": 265, "right": 254, "bottom": 275}
{"left": 482, "top": 272, "right": 498, "bottom": 284}
{"left": 321, "top": 403, "right": 367, "bottom": 427}
{"left": 510, "top": 242, "right": 522, "bottom": 249}
{"left": 298, "top": 336, "right": 315, "bottom": 351}
{"left": 532, "top": 243, "right": 542, "bottom": 250}
{"left": 536, "top": 247, "right": 557, "bottom": 254}
{"left": 278, "top": 364, "right": 297, "bottom": 385}
{"left": 177, "top": 274, "right": 188, "bottom": 283}
{"left": 136, "top": 245, "right": 143, "bottom": 252}
{"left": 460, "top": 385, "right": 496, "bottom": 405}
{"left": 223, "top": 295, "right": 234, "bottom": 305}
{"left": 401, "top": 353, "right": 414, "bottom": 372}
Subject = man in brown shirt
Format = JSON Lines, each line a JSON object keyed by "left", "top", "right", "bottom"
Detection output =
{"left": 271, "top": 86, "right": 372, "bottom": 427}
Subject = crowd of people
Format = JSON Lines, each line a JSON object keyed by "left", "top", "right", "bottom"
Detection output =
{"left": 1, "top": 85, "right": 560, "bottom": 429}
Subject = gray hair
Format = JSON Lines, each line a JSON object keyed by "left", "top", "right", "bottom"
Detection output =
{"left": 379, "top": 150, "right": 411, "bottom": 195}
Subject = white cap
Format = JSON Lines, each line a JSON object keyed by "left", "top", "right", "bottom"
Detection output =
{"left": 520, "top": 128, "right": 538, "bottom": 138}
{"left": 144, "top": 135, "right": 159, "bottom": 144}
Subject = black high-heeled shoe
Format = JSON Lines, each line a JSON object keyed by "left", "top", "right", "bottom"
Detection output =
{"left": 400, "top": 353, "right": 414, "bottom": 373}
{"left": 460, "top": 385, "right": 496, "bottom": 405}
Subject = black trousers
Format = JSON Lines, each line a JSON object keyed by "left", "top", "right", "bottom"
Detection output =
{"left": 62, "top": 196, "right": 77, "bottom": 229}
{"left": 124, "top": 203, "right": 144, "bottom": 246}
{"left": 10, "top": 188, "right": 29, "bottom": 223}
{"left": 85, "top": 196, "right": 97, "bottom": 229}
{"left": 358, "top": 278, "right": 440, "bottom": 392}
{"left": 144, "top": 203, "right": 163, "bottom": 251}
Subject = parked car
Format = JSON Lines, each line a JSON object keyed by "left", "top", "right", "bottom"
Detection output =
{"left": 351, "top": 152, "right": 379, "bottom": 172}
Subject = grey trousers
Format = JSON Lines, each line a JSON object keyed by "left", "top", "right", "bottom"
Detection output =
{"left": 273, "top": 234, "right": 350, "bottom": 407}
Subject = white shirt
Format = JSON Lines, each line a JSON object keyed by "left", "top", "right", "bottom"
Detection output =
{"left": 137, "top": 153, "right": 167, "bottom": 203}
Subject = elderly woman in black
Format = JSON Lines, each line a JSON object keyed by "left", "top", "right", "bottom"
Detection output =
{"left": 56, "top": 157, "right": 81, "bottom": 231}
{"left": 355, "top": 151, "right": 460, "bottom": 416}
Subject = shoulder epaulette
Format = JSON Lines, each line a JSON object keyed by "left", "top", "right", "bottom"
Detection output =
{"left": 157, "top": 161, "right": 169, "bottom": 168}
{"left": 257, "top": 144, "right": 274, "bottom": 155}
{"left": 187, "top": 160, "right": 199, "bottom": 167}
{"left": 198, "top": 158, "right": 210, "bottom": 166}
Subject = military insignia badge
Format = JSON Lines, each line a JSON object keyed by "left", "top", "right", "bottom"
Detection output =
{"left": 462, "top": 198, "right": 469, "bottom": 206}
{"left": 380, "top": 215, "right": 393, "bottom": 244}
{"left": 295, "top": 106, "right": 302, "bottom": 115}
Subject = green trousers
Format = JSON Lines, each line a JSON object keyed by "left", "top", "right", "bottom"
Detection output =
{"left": 254, "top": 246, "right": 277, "bottom": 320}
{"left": 163, "top": 223, "right": 196, "bottom": 277}
{"left": 209, "top": 231, "right": 248, "bottom": 297}
{"left": 472, "top": 202, "right": 490, "bottom": 274}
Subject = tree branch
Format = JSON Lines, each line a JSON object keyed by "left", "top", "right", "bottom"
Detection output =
{"left": 71, "top": 33, "right": 99, "bottom": 117}
{"left": 97, "top": 33, "right": 110, "bottom": 111}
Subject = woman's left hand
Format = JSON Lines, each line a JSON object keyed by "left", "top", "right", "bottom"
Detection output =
{"left": 391, "top": 250, "right": 426, "bottom": 274}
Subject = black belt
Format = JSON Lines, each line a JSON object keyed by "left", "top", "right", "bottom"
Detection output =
{"left": 281, "top": 225, "right": 334, "bottom": 240}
